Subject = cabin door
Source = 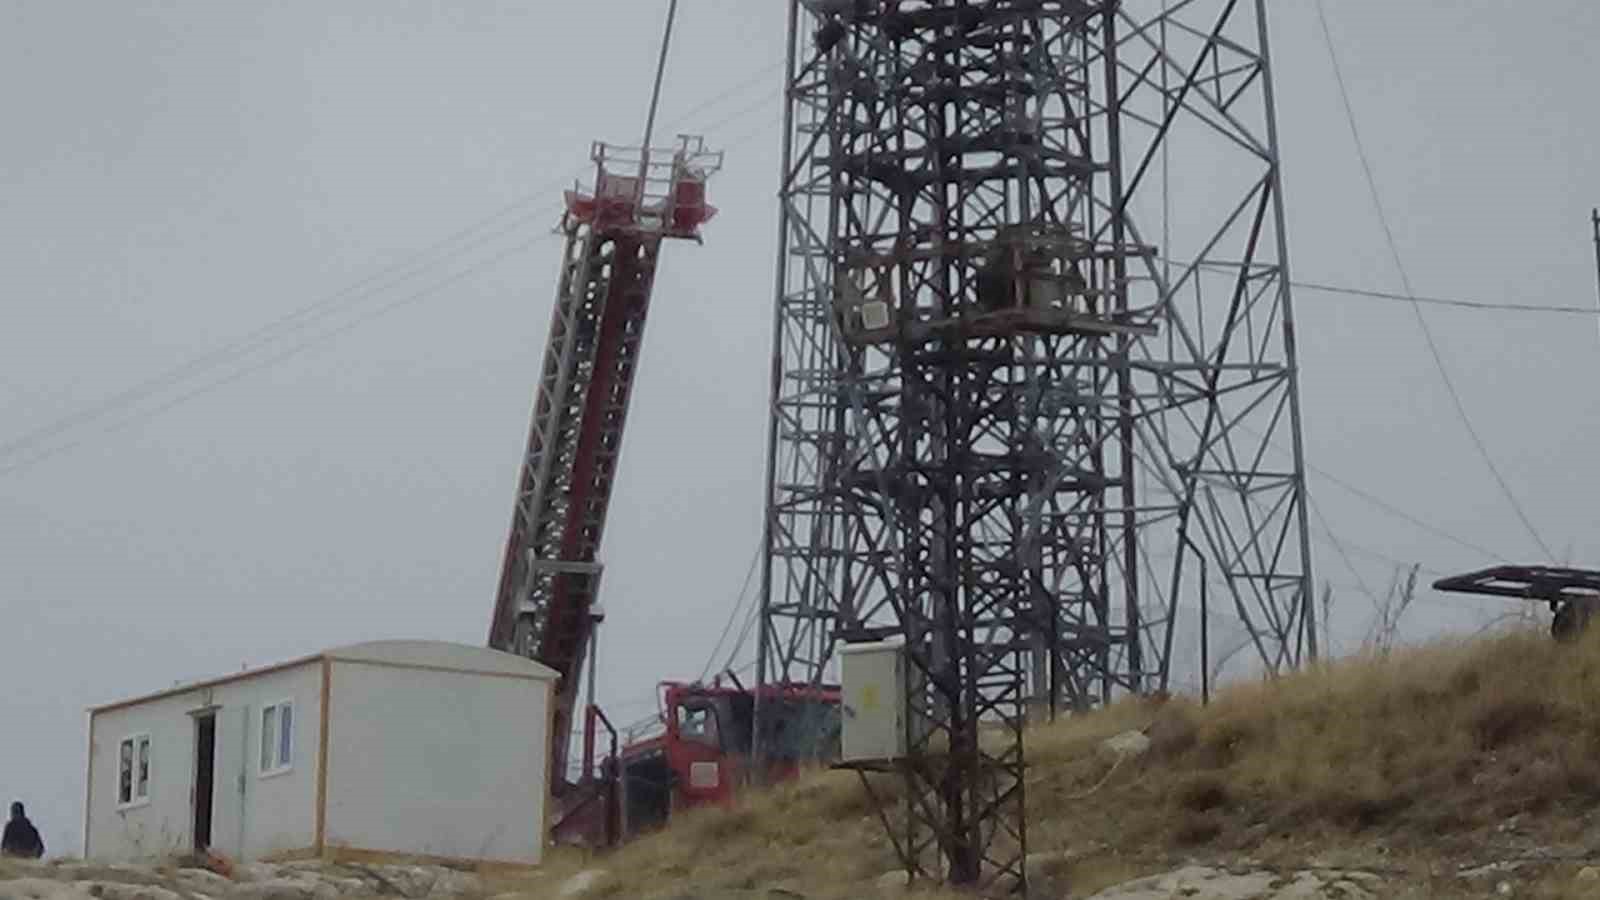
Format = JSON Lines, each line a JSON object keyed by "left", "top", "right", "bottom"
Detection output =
{"left": 192, "top": 711, "right": 217, "bottom": 851}
{"left": 208, "top": 705, "right": 251, "bottom": 858}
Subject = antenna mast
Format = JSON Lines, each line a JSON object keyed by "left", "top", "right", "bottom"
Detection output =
{"left": 1591, "top": 208, "right": 1599, "bottom": 324}
{"left": 759, "top": 0, "right": 1314, "bottom": 891}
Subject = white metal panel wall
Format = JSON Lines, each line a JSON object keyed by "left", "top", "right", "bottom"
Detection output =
{"left": 85, "top": 661, "right": 322, "bottom": 863}
{"left": 225, "top": 663, "right": 322, "bottom": 860}
{"left": 324, "top": 660, "right": 548, "bottom": 865}
{"left": 86, "top": 693, "right": 200, "bottom": 861}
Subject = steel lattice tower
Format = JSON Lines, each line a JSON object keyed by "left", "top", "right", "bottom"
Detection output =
{"left": 756, "top": 0, "right": 1315, "bottom": 890}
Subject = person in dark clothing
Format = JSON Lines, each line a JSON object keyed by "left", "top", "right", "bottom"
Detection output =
{"left": 1, "top": 802, "right": 44, "bottom": 859}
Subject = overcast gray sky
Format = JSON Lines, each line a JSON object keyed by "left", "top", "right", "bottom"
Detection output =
{"left": 3, "top": 1, "right": 1598, "bottom": 856}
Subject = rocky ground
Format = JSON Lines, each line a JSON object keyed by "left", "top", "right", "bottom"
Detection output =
{"left": 1074, "top": 866, "right": 1384, "bottom": 899}
{"left": 869, "top": 864, "right": 1390, "bottom": 900}
{"left": 6, "top": 852, "right": 1600, "bottom": 900}
{"left": 0, "top": 860, "right": 487, "bottom": 900}
{"left": 539, "top": 850, "right": 1600, "bottom": 899}
{"left": 0, "top": 861, "right": 1391, "bottom": 900}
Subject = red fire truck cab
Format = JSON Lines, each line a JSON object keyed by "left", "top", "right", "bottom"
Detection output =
{"left": 554, "top": 679, "right": 841, "bottom": 846}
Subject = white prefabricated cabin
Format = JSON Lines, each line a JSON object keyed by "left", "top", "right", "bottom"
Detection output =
{"left": 83, "top": 640, "right": 556, "bottom": 866}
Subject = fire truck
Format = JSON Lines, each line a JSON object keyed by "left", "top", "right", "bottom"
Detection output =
{"left": 556, "top": 679, "right": 841, "bottom": 845}
{"left": 485, "top": 136, "right": 840, "bottom": 847}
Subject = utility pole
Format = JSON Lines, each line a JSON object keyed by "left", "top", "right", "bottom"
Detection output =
{"left": 1591, "top": 208, "right": 1599, "bottom": 316}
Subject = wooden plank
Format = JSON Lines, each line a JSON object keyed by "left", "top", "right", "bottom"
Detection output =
{"left": 315, "top": 658, "right": 332, "bottom": 854}
{"left": 82, "top": 711, "right": 95, "bottom": 858}
{"left": 541, "top": 680, "right": 556, "bottom": 863}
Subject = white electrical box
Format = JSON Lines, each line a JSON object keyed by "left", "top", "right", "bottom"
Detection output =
{"left": 839, "top": 638, "right": 907, "bottom": 763}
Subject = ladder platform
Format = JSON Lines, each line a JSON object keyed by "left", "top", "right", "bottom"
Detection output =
{"left": 842, "top": 305, "right": 1158, "bottom": 347}
{"left": 561, "top": 135, "right": 724, "bottom": 240}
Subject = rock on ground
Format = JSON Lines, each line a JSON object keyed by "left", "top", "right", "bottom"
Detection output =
{"left": 1, "top": 862, "right": 485, "bottom": 900}
{"left": 228, "top": 865, "right": 282, "bottom": 885}
{"left": 228, "top": 878, "right": 319, "bottom": 900}
{"left": 1085, "top": 865, "right": 1380, "bottom": 900}
{"left": 875, "top": 870, "right": 911, "bottom": 894}
{"left": 173, "top": 869, "right": 235, "bottom": 895}
{"left": 76, "top": 884, "right": 183, "bottom": 900}
{"left": 0, "top": 879, "right": 97, "bottom": 900}
{"left": 557, "top": 870, "right": 608, "bottom": 899}
{"left": 1098, "top": 730, "right": 1153, "bottom": 761}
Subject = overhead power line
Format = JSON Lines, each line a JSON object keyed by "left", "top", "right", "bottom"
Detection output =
{"left": 1294, "top": 280, "right": 1599, "bottom": 316}
{"left": 1305, "top": 459, "right": 1511, "bottom": 564}
{"left": 3, "top": 31, "right": 1562, "bottom": 490}
{"left": 0, "top": 219, "right": 548, "bottom": 464}
{"left": 721, "top": 586, "right": 764, "bottom": 678}
{"left": 1306, "top": 495, "right": 1380, "bottom": 608}
{"left": 1, "top": 71, "right": 780, "bottom": 464}
{"left": 698, "top": 541, "right": 763, "bottom": 684}
{"left": 0, "top": 239, "right": 540, "bottom": 478}
{"left": 1313, "top": 0, "right": 1554, "bottom": 562}
{"left": 1186, "top": 257, "right": 1595, "bottom": 316}
{"left": 0, "top": 65, "right": 784, "bottom": 474}
{"left": 1233, "top": 416, "right": 1512, "bottom": 564}
{"left": 1, "top": 113, "right": 785, "bottom": 481}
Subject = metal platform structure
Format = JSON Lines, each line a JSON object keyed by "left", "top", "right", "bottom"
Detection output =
{"left": 1434, "top": 565, "right": 1600, "bottom": 639}
{"left": 488, "top": 134, "right": 721, "bottom": 830}
{"left": 756, "top": 0, "right": 1316, "bottom": 892}
{"left": 1433, "top": 565, "right": 1600, "bottom": 603}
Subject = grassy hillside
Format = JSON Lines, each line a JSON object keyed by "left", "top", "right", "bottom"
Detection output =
{"left": 514, "top": 625, "right": 1600, "bottom": 899}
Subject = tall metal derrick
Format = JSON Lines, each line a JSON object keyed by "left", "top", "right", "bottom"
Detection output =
{"left": 756, "top": 0, "right": 1316, "bottom": 890}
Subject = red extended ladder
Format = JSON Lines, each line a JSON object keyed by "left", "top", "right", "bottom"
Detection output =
{"left": 488, "top": 135, "right": 721, "bottom": 797}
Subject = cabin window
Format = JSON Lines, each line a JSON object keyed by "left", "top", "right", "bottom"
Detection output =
{"left": 117, "top": 734, "right": 150, "bottom": 807}
{"left": 260, "top": 701, "right": 294, "bottom": 775}
{"left": 675, "top": 703, "right": 720, "bottom": 749}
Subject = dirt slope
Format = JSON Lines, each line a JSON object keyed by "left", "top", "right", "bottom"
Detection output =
{"left": 12, "top": 626, "right": 1600, "bottom": 899}
{"left": 519, "top": 626, "right": 1600, "bottom": 899}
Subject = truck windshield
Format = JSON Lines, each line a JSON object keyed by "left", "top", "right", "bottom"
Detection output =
{"left": 675, "top": 703, "right": 720, "bottom": 748}
{"left": 757, "top": 698, "right": 840, "bottom": 762}
{"left": 675, "top": 693, "right": 837, "bottom": 759}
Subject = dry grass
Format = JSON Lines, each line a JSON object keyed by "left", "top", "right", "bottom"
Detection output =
{"left": 11, "top": 628, "right": 1598, "bottom": 898}
{"left": 510, "top": 625, "right": 1600, "bottom": 898}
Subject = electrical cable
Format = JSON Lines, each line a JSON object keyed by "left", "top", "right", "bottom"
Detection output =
{"left": 0, "top": 214, "right": 554, "bottom": 464}
{"left": 44, "top": 64, "right": 1572, "bottom": 506}
{"left": 720, "top": 587, "right": 765, "bottom": 677}
{"left": 698, "top": 541, "right": 763, "bottom": 683}
{"left": 1, "top": 121, "right": 786, "bottom": 481}
{"left": 0, "top": 239, "right": 540, "bottom": 477}
{"left": 1232, "top": 415, "right": 1511, "bottom": 564}
{"left": 0, "top": 98, "right": 787, "bottom": 481}
{"left": 0, "top": 62, "right": 782, "bottom": 466}
{"left": 1180, "top": 258, "right": 1596, "bottom": 314}
{"left": 1313, "top": 1, "right": 1554, "bottom": 562}
{"left": 1306, "top": 495, "right": 1380, "bottom": 609}
{"left": 665, "top": 60, "right": 784, "bottom": 128}
{"left": 1305, "top": 459, "right": 1510, "bottom": 563}
{"left": 1228, "top": 441, "right": 1478, "bottom": 653}
{"left": 1293, "top": 280, "right": 1598, "bottom": 315}
{"left": 1307, "top": 527, "right": 1461, "bottom": 615}
{"left": 1321, "top": 535, "right": 1451, "bottom": 581}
